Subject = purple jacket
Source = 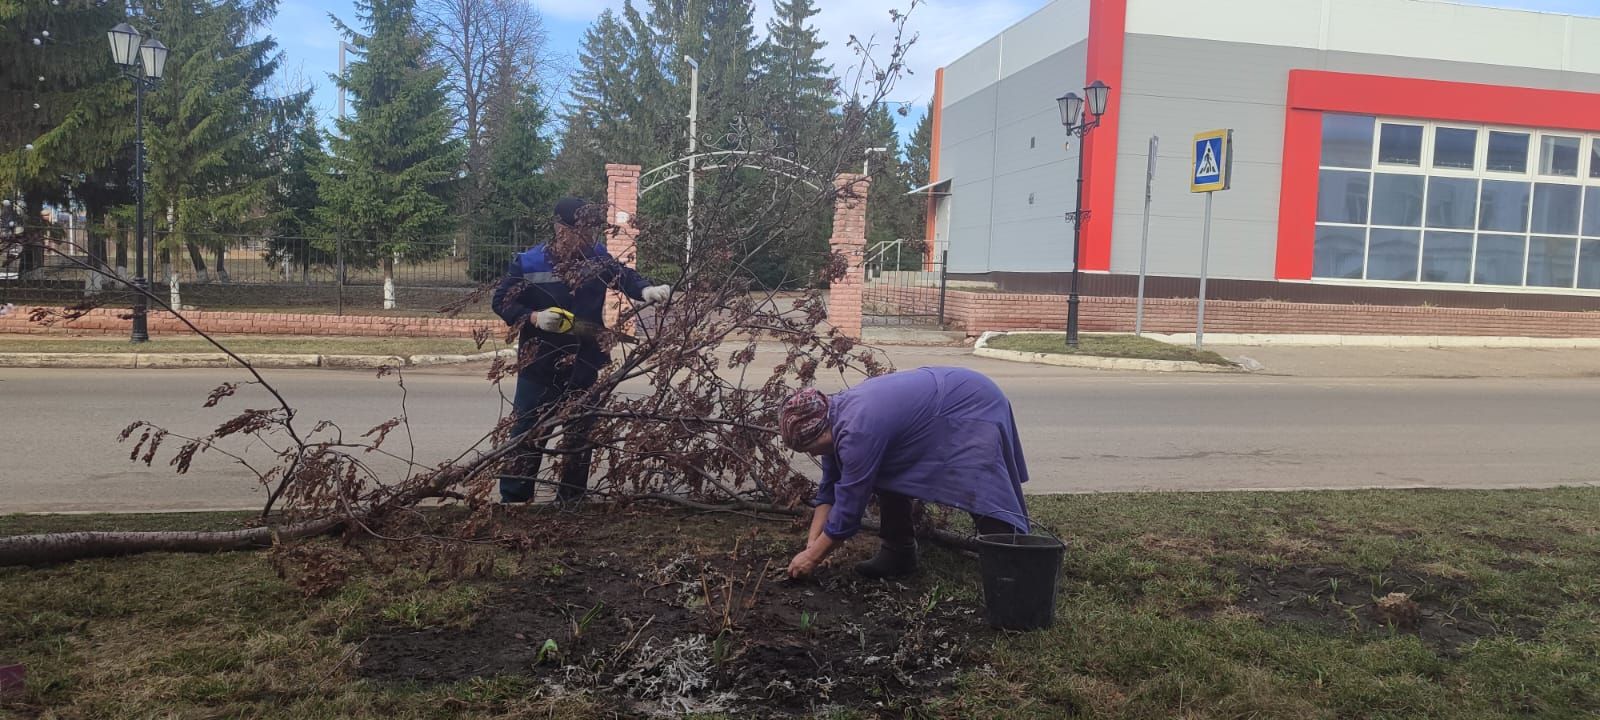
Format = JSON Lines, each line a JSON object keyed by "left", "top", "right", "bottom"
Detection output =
{"left": 815, "top": 367, "right": 1030, "bottom": 539}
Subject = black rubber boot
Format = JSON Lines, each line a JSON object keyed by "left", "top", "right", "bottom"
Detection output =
{"left": 855, "top": 541, "right": 918, "bottom": 579}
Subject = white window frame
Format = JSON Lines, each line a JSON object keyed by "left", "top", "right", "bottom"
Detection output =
{"left": 1314, "top": 115, "right": 1600, "bottom": 295}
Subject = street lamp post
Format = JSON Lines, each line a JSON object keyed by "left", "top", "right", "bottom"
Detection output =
{"left": 107, "top": 23, "right": 166, "bottom": 343}
{"left": 1057, "top": 80, "right": 1112, "bottom": 348}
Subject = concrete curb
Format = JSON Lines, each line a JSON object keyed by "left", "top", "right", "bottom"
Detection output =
{"left": 0, "top": 352, "right": 439, "bottom": 370}
{"left": 1145, "top": 333, "right": 1600, "bottom": 349}
{"left": 972, "top": 332, "right": 1238, "bottom": 373}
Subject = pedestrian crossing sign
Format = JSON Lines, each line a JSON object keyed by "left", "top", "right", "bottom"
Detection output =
{"left": 1191, "top": 129, "right": 1232, "bottom": 193}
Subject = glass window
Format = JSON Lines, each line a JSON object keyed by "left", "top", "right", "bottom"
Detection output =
{"left": 1475, "top": 234, "right": 1527, "bottom": 285}
{"left": 1313, "top": 225, "right": 1366, "bottom": 279}
{"left": 1433, "top": 127, "right": 1478, "bottom": 170}
{"left": 1366, "top": 229, "right": 1421, "bottom": 281}
{"left": 1532, "top": 183, "right": 1581, "bottom": 235}
{"left": 1486, "top": 131, "right": 1530, "bottom": 173}
{"left": 1527, "top": 236, "right": 1577, "bottom": 288}
{"left": 1421, "top": 232, "right": 1473, "bottom": 283}
{"left": 1317, "top": 171, "right": 1370, "bottom": 224}
{"left": 1321, "top": 114, "right": 1375, "bottom": 169}
{"left": 1540, "top": 135, "right": 1581, "bottom": 176}
{"left": 1378, "top": 124, "right": 1423, "bottom": 166}
{"left": 1477, "top": 180, "right": 1531, "bottom": 233}
{"left": 1579, "top": 240, "right": 1600, "bottom": 289}
{"left": 1371, "top": 174, "right": 1424, "bottom": 227}
{"left": 1426, "top": 177, "right": 1479, "bottom": 229}
{"left": 1584, "top": 187, "right": 1600, "bottom": 236}
{"left": 1590, "top": 140, "right": 1600, "bottom": 179}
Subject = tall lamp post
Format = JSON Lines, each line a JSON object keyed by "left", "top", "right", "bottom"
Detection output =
{"left": 107, "top": 23, "right": 166, "bottom": 343}
{"left": 1058, "top": 80, "right": 1111, "bottom": 348}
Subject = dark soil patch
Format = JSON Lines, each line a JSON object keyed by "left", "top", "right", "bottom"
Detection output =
{"left": 358, "top": 519, "right": 986, "bottom": 717}
{"left": 1198, "top": 564, "right": 1540, "bottom": 652}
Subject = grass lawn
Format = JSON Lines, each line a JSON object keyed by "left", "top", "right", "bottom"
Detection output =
{"left": 987, "top": 332, "right": 1233, "bottom": 366}
{"left": 0, "top": 335, "right": 505, "bottom": 357}
{"left": 5, "top": 488, "right": 1600, "bottom": 718}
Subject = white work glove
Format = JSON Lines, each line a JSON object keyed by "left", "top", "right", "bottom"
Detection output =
{"left": 531, "top": 309, "right": 570, "bottom": 333}
{"left": 641, "top": 284, "right": 673, "bottom": 304}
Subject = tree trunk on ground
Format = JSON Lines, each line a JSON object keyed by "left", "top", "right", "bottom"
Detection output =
{"left": 0, "top": 517, "right": 344, "bottom": 567}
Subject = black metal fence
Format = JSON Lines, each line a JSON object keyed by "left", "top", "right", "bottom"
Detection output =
{"left": 862, "top": 238, "right": 949, "bottom": 327}
{"left": 1, "top": 227, "right": 528, "bottom": 313}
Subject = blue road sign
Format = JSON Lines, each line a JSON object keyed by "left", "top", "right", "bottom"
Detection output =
{"left": 1191, "top": 129, "right": 1231, "bottom": 193}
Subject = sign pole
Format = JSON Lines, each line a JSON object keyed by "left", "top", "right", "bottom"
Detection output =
{"left": 1189, "top": 128, "right": 1232, "bottom": 350}
{"left": 1136, "top": 136, "right": 1157, "bottom": 336}
{"left": 1197, "top": 191, "right": 1212, "bottom": 348}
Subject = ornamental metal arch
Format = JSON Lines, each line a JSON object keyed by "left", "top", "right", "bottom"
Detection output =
{"left": 638, "top": 151, "right": 827, "bottom": 196}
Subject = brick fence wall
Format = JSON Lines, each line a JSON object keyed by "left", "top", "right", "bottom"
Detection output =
{"left": 0, "top": 307, "right": 497, "bottom": 338}
{"left": 16, "top": 288, "right": 1600, "bottom": 339}
{"left": 871, "top": 286, "right": 1600, "bottom": 338}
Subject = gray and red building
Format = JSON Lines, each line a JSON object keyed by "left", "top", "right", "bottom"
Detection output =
{"left": 920, "top": 0, "right": 1600, "bottom": 333}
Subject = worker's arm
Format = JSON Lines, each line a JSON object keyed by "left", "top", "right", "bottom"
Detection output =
{"left": 789, "top": 431, "right": 888, "bottom": 578}
{"left": 595, "top": 244, "right": 658, "bottom": 302}
{"left": 820, "top": 429, "right": 889, "bottom": 541}
{"left": 808, "top": 503, "right": 832, "bottom": 545}
{"left": 491, "top": 259, "right": 533, "bottom": 326}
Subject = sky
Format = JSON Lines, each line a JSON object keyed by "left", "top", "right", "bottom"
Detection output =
{"left": 268, "top": 0, "right": 1600, "bottom": 141}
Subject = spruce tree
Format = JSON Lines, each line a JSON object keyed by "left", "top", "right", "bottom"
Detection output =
{"left": 139, "top": 0, "right": 290, "bottom": 284}
{"left": 321, "top": 0, "right": 463, "bottom": 308}
{"left": 552, "top": 8, "right": 636, "bottom": 199}
{"left": 863, "top": 102, "right": 924, "bottom": 267}
{"left": 469, "top": 84, "right": 555, "bottom": 281}
{"left": 905, "top": 101, "right": 933, "bottom": 189}
{"left": 266, "top": 111, "right": 331, "bottom": 278}
{"left": 754, "top": 0, "right": 834, "bottom": 162}
{"left": 0, "top": 0, "right": 127, "bottom": 283}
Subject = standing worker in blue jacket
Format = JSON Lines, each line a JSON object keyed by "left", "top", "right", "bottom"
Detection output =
{"left": 492, "top": 198, "right": 671, "bottom": 504}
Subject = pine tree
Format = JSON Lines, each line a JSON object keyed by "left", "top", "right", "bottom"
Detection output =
{"left": 266, "top": 111, "right": 331, "bottom": 278}
{"left": 469, "top": 83, "right": 555, "bottom": 281}
{"left": 754, "top": 0, "right": 834, "bottom": 162}
{"left": 863, "top": 102, "right": 923, "bottom": 268}
{"left": 138, "top": 0, "right": 291, "bottom": 284}
{"left": 0, "top": 0, "right": 126, "bottom": 200}
{"left": 321, "top": 0, "right": 463, "bottom": 308}
{"left": 0, "top": 0, "right": 128, "bottom": 283}
{"left": 552, "top": 8, "right": 636, "bottom": 199}
{"left": 905, "top": 101, "right": 933, "bottom": 189}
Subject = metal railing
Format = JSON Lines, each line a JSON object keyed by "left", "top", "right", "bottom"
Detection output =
{"left": 0, "top": 227, "right": 528, "bottom": 313}
{"left": 862, "top": 238, "right": 948, "bottom": 327}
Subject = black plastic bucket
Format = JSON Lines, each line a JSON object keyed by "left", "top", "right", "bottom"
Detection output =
{"left": 975, "top": 533, "right": 1065, "bottom": 631}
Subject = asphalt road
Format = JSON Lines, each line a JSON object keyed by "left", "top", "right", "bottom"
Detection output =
{"left": 3, "top": 348, "right": 1597, "bottom": 512}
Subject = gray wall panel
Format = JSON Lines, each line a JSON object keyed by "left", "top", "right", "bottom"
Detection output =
{"left": 941, "top": 86, "right": 999, "bottom": 146}
{"left": 942, "top": 29, "right": 1600, "bottom": 279}
{"left": 938, "top": 43, "right": 1086, "bottom": 274}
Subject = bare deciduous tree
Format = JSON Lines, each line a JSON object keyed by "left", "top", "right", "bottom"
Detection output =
{"left": 422, "top": 0, "right": 552, "bottom": 223}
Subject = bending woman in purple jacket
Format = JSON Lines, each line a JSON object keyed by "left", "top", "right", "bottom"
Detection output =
{"left": 780, "top": 367, "right": 1031, "bottom": 580}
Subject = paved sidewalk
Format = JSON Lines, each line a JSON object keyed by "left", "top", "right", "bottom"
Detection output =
{"left": 1212, "top": 345, "right": 1600, "bottom": 378}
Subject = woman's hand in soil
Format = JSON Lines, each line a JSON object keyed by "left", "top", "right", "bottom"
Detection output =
{"left": 788, "top": 534, "right": 836, "bottom": 579}
{"left": 787, "top": 548, "right": 823, "bottom": 579}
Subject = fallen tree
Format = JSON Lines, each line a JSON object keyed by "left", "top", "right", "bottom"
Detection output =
{"left": 0, "top": 5, "right": 936, "bottom": 568}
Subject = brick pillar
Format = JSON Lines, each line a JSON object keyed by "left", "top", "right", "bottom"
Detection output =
{"left": 828, "top": 174, "right": 870, "bottom": 339}
{"left": 604, "top": 163, "right": 642, "bottom": 328}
